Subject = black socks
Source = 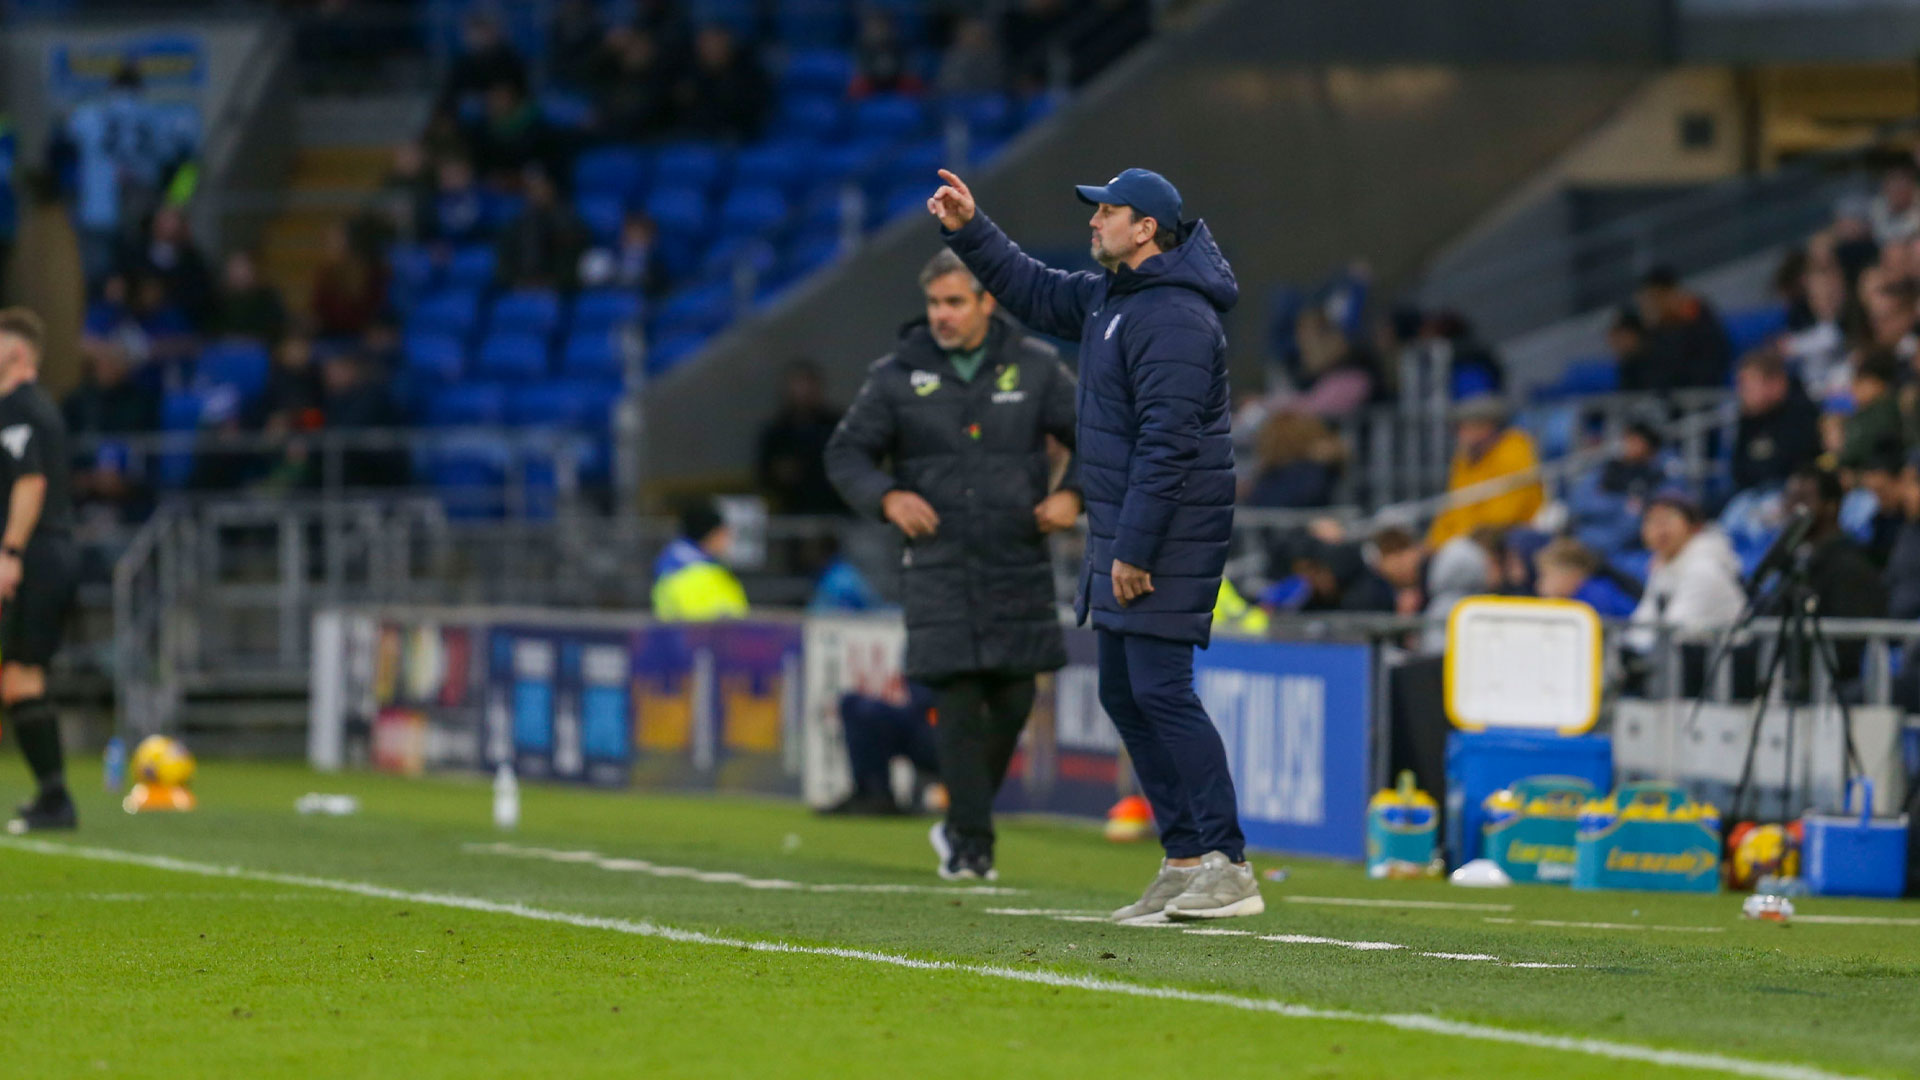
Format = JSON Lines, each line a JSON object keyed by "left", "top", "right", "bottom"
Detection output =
{"left": 11, "top": 697, "right": 64, "bottom": 792}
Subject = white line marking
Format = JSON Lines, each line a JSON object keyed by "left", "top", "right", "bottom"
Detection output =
{"left": 464, "top": 842, "right": 1024, "bottom": 896}
{"left": 1422, "top": 952, "right": 1501, "bottom": 961}
{"left": 1484, "top": 917, "right": 1725, "bottom": 934}
{"left": 0, "top": 891, "right": 333, "bottom": 902}
{"left": 1263, "top": 933, "right": 1405, "bottom": 951}
{"left": 1793, "top": 914, "right": 1920, "bottom": 926}
{"left": 1182, "top": 928, "right": 1253, "bottom": 937}
{"left": 1280, "top": 895, "right": 1514, "bottom": 912}
{"left": 985, "top": 908, "right": 1103, "bottom": 917}
{"left": 0, "top": 838, "right": 1865, "bottom": 1080}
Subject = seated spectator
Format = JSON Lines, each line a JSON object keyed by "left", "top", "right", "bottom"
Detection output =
{"left": 937, "top": 17, "right": 1005, "bottom": 95}
{"left": 426, "top": 156, "right": 487, "bottom": 245}
{"left": 261, "top": 333, "right": 323, "bottom": 435}
{"left": 850, "top": 11, "right": 923, "bottom": 98}
{"left": 1780, "top": 253, "right": 1849, "bottom": 400}
{"left": 63, "top": 339, "right": 158, "bottom": 522}
{"left": 1784, "top": 466, "right": 1886, "bottom": 622}
{"left": 1498, "top": 527, "right": 1551, "bottom": 595}
{"left": 1534, "top": 537, "right": 1637, "bottom": 618}
{"left": 444, "top": 12, "right": 527, "bottom": 105}
{"left": 549, "top": 0, "right": 604, "bottom": 86}
{"left": 1370, "top": 526, "right": 1428, "bottom": 616}
{"left": 1242, "top": 412, "right": 1342, "bottom": 509}
{"left": 378, "top": 141, "right": 438, "bottom": 243}
{"left": 823, "top": 686, "right": 938, "bottom": 816}
{"left": 1425, "top": 310, "right": 1505, "bottom": 400}
{"left": 1837, "top": 347, "right": 1905, "bottom": 475}
{"left": 1627, "top": 491, "right": 1745, "bottom": 649}
{"left": 310, "top": 223, "right": 390, "bottom": 340}
{"left": 208, "top": 251, "right": 288, "bottom": 343}
{"left": 130, "top": 273, "right": 198, "bottom": 369}
{"left": 1884, "top": 451, "right": 1920, "bottom": 619}
{"left": 1421, "top": 527, "right": 1501, "bottom": 653}
{"left": 1003, "top": 0, "right": 1073, "bottom": 93}
{"left": 496, "top": 167, "right": 589, "bottom": 292}
{"left": 469, "top": 79, "right": 556, "bottom": 184}
{"left": 1623, "top": 266, "right": 1733, "bottom": 393}
{"left": 674, "top": 27, "right": 770, "bottom": 140}
{"left": 1851, "top": 449, "right": 1905, "bottom": 567}
{"left": 1731, "top": 348, "right": 1821, "bottom": 496}
{"left": 189, "top": 387, "right": 260, "bottom": 493}
{"left": 1869, "top": 160, "right": 1920, "bottom": 247}
{"left": 321, "top": 351, "right": 406, "bottom": 488}
{"left": 1425, "top": 397, "right": 1544, "bottom": 548}
{"left": 1567, "top": 420, "right": 1670, "bottom": 556}
{"left": 1857, "top": 264, "right": 1919, "bottom": 360}
{"left": 1290, "top": 536, "right": 1395, "bottom": 613}
{"left": 579, "top": 212, "right": 667, "bottom": 298}
{"left": 121, "top": 206, "right": 214, "bottom": 330}
{"left": 588, "top": 26, "right": 674, "bottom": 141}
{"left": 755, "top": 359, "right": 844, "bottom": 514}
{"left": 1286, "top": 308, "right": 1380, "bottom": 418}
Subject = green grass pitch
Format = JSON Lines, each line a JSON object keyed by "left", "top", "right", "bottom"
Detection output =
{"left": 0, "top": 760, "right": 1916, "bottom": 1079}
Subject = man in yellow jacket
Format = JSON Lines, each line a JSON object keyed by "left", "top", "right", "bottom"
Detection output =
{"left": 652, "top": 500, "right": 749, "bottom": 621}
{"left": 1426, "top": 397, "right": 1543, "bottom": 548}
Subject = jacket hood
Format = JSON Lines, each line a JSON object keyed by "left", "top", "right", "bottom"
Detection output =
{"left": 1109, "top": 219, "right": 1238, "bottom": 312}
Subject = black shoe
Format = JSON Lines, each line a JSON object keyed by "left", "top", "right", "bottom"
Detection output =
{"left": 7, "top": 788, "right": 77, "bottom": 835}
{"left": 929, "top": 822, "right": 976, "bottom": 880}
{"left": 817, "top": 791, "right": 905, "bottom": 816}
{"left": 963, "top": 852, "right": 999, "bottom": 882}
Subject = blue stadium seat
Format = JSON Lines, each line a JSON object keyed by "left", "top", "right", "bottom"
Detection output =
{"left": 403, "top": 332, "right": 466, "bottom": 383}
{"left": 653, "top": 143, "right": 729, "bottom": 191}
{"left": 196, "top": 341, "right": 270, "bottom": 401}
{"left": 423, "top": 434, "right": 511, "bottom": 520}
{"left": 880, "top": 137, "right": 949, "bottom": 191}
{"left": 538, "top": 90, "right": 595, "bottom": 131}
{"left": 483, "top": 191, "right": 527, "bottom": 232}
{"left": 445, "top": 247, "right": 498, "bottom": 291}
{"left": 944, "top": 93, "right": 1013, "bottom": 138}
{"left": 157, "top": 390, "right": 203, "bottom": 489}
{"left": 389, "top": 244, "right": 438, "bottom": 297}
{"left": 576, "top": 193, "right": 628, "bottom": 246}
{"left": 730, "top": 140, "right": 819, "bottom": 195}
{"left": 489, "top": 289, "right": 563, "bottom": 337}
{"left": 812, "top": 138, "right": 893, "bottom": 185}
{"left": 562, "top": 328, "right": 624, "bottom": 379}
{"left": 700, "top": 236, "right": 779, "bottom": 281}
{"left": 1611, "top": 548, "right": 1652, "bottom": 586}
{"left": 689, "top": 0, "right": 758, "bottom": 39}
{"left": 875, "top": 183, "right": 931, "bottom": 224}
{"left": 781, "top": 48, "right": 855, "bottom": 96}
{"left": 1724, "top": 304, "right": 1788, "bottom": 357}
{"left": 570, "top": 289, "right": 645, "bottom": 334}
{"left": 645, "top": 186, "right": 713, "bottom": 239}
{"left": 574, "top": 145, "right": 649, "bottom": 200}
{"left": 652, "top": 281, "right": 736, "bottom": 338}
{"left": 852, "top": 94, "right": 926, "bottom": 139}
{"left": 474, "top": 332, "right": 552, "bottom": 381}
{"left": 777, "top": 2, "right": 852, "bottom": 47}
{"left": 1022, "top": 91, "right": 1065, "bottom": 126}
{"left": 1535, "top": 358, "right": 1620, "bottom": 402}
{"left": 718, "top": 185, "right": 790, "bottom": 236}
{"left": 426, "top": 382, "right": 509, "bottom": 426}
{"left": 776, "top": 94, "right": 846, "bottom": 140}
{"left": 796, "top": 182, "right": 859, "bottom": 232}
{"left": 776, "top": 229, "right": 843, "bottom": 287}
{"left": 507, "top": 379, "right": 617, "bottom": 427}
{"left": 408, "top": 289, "right": 482, "bottom": 338}
{"left": 969, "top": 134, "right": 1010, "bottom": 166}
{"left": 647, "top": 331, "right": 711, "bottom": 375}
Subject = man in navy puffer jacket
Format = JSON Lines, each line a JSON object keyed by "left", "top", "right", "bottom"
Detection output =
{"left": 933, "top": 167, "right": 1261, "bottom": 922}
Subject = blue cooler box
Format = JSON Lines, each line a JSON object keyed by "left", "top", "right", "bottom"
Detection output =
{"left": 1804, "top": 780, "right": 1909, "bottom": 899}
{"left": 1446, "top": 730, "right": 1613, "bottom": 868}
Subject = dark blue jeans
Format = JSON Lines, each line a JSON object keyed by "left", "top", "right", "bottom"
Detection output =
{"left": 1096, "top": 629, "right": 1245, "bottom": 862}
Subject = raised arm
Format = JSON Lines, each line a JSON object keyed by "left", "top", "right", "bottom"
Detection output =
{"left": 930, "top": 170, "right": 1100, "bottom": 341}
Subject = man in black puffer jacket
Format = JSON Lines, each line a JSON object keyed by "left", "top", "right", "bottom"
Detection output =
{"left": 933, "top": 166, "right": 1261, "bottom": 922}
{"left": 825, "top": 249, "right": 1082, "bottom": 881}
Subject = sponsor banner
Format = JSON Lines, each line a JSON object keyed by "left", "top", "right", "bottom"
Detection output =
{"left": 355, "top": 615, "right": 484, "bottom": 776}
{"left": 710, "top": 621, "right": 804, "bottom": 796}
{"left": 799, "top": 616, "right": 908, "bottom": 807}
{"left": 1196, "top": 639, "right": 1372, "bottom": 861}
{"left": 562, "top": 633, "right": 633, "bottom": 787}
{"left": 629, "top": 625, "right": 707, "bottom": 789}
{"left": 490, "top": 627, "right": 560, "bottom": 780}
{"left": 48, "top": 32, "right": 207, "bottom": 101}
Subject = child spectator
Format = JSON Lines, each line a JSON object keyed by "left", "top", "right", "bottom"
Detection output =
{"left": 1535, "top": 537, "right": 1637, "bottom": 618}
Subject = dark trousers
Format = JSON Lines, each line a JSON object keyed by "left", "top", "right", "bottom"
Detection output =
{"left": 839, "top": 690, "right": 939, "bottom": 800}
{"left": 930, "top": 672, "right": 1037, "bottom": 855}
{"left": 1096, "top": 629, "right": 1245, "bottom": 863}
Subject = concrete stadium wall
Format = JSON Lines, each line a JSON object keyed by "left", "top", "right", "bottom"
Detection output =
{"left": 642, "top": 0, "right": 1659, "bottom": 494}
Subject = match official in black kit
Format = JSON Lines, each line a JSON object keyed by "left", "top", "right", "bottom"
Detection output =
{"left": 0, "top": 308, "right": 81, "bottom": 834}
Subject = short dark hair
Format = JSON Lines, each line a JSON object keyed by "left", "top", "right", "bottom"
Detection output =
{"left": 678, "top": 500, "right": 725, "bottom": 543}
{"left": 1855, "top": 347, "right": 1900, "bottom": 386}
{"left": 0, "top": 307, "right": 45, "bottom": 358}
{"left": 1372, "top": 526, "right": 1417, "bottom": 556}
{"left": 1639, "top": 265, "right": 1680, "bottom": 290}
{"left": 1792, "top": 465, "right": 1844, "bottom": 506}
{"left": 1128, "top": 208, "right": 1180, "bottom": 252}
{"left": 919, "top": 249, "right": 982, "bottom": 293}
{"left": 1624, "top": 420, "right": 1662, "bottom": 447}
{"left": 1740, "top": 348, "right": 1787, "bottom": 380}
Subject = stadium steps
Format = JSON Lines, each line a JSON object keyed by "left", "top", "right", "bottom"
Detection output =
{"left": 258, "top": 144, "right": 394, "bottom": 318}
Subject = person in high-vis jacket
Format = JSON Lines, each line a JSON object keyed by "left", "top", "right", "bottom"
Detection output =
{"left": 651, "top": 501, "right": 749, "bottom": 622}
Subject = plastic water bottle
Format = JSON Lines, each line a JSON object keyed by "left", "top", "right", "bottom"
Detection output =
{"left": 103, "top": 737, "right": 127, "bottom": 792}
{"left": 492, "top": 763, "right": 519, "bottom": 830}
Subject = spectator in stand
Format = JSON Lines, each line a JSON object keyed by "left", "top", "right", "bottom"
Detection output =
{"left": 1781, "top": 252, "right": 1850, "bottom": 401}
{"left": 1003, "top": 0, "right": 1073, "bottom": 92}
{"left": 1566, "top": 420, "right": 1670, "bottom": 556}
{"left": 1241, "top": 411, "right": 1341, "bottom": 509}
{"left": 549, "top": 0, "right": 604, "bottom": 86}
{"left": 579, "top": 212, "right": 667, "bottom": 298}
{"left": 1421, "top": 526, "right": 1501, "bottom": 653}
{"left": 1287, "top": 307, "right": 1379, "bottom": 418}
{"left": 1852, "top": 450, "right": 1906, "bottom": 567}
{"left": 673, "top": 27, "right": 770, "bottom": 141}
{"left": 310, "top": 223, "right": 389, "bottom": 340}
{"left": 1498, "top": 527, "right": 1551, "bottom": 595}
{"left": 426, "top": 156, "right": 487, "bottom": 245}
{"left": 1869, "top": 161, "right": 1920, "bottom": 247}
{"left": 1855, "top": 265, "right": 1918, "bottom": 362}
{"left": 321, "top": 351, "right": 406, "bottom": 488}
{"left": 1425, "top": 397, "right": 1544, "bottom": 549}
{"left": 495, "top": 167, "right": 589, "bottom": 293}
{"left": 1290, "top": 536, "right": 1395, "bottom": 614}
{"left": 1370, "top": 526, "right": 1428, "bottom": 616}
{"left": 67, "top": 66, "right": 191, "bottom": 281}
{"left": 208, "top": 251, "right": 288, "bottom": 344}
{"left": 468, "top": 79, "right": 556, "bottom": 184}
{"left": 63, "top": 339, "right": 157, "bottom": 522}
{"left": 850, "top": 11, "right": 924, "bottom": 98}
{"left": 588, "top": 25, "right": 674, "bottom": 141}
{"left": 1627, "top": 490, "right": 1745, "bottom": 651}
{"left": 937, "top": 17, "right": 1006, "bottom": 96}
{"left": 444, "top": 12, "right": 528, "bottom": 106}
{"left": 1534, "top": 537, "right": 1637, "bottom": 617}
{"left": 378, "top": 141, "right": 438, "bottom": 243}
{"left": 756, "top": 359, "right": 844, "bottom": 515}
{"left": 1731, "top": 348, "right": 1822, "bottom": 495}
{"left": 261, "top": 333, "right": 323, "bottom": 436}
{"left": 1783, "top": 467, "right": 1886, "bottom": 676}
{"left": 1883, "top": 451, "right": 1920, "bottom": 619}
{"left": 130, "top": 273, "right": 198, "bottom": 369}
{"left": 1424, "top": 310, "right": 1504, "bottom": 400}
{"left": 1625, "top": 266, "right": 1734, "bottom": 393}
{"left": 1606, "top": 307, "right": 1648, "bottom": 388}
{"left": 1837, "top": 347, "right": 1906, "bottom": 476}
{"left": 121, "top": 206, "right": 214, "bottom": 330}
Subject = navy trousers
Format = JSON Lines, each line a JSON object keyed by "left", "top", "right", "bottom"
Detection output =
{"left": 1095, "top": 628, "right": 1245, "bottom": 863}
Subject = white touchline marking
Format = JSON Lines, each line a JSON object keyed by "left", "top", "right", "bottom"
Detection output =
{"left": 985, "top": 908, "right": 1103, "bottom": 917}
{"left": 1422, "top": 952, "right": 1501, "bottom": 962}
{"left": 0, "top": 891, "right": 334, "bottom": 902}
{"left": 1484, "top": 917, "right": 1725, "bottom": 934}
{"left": 0, "top": 838, "right": 1867, "bottom": 1080}
{"left": 1182, "top": 928, "right": 1253, "bottom": 937}
{"left": 1793, "top": 914, "right": 1920, "bottom": 926}
{"left": 464, "top": 842, "right": 1025, "bottom": 896}
{"left": 1280, "top": 895, "right": 1514, "bottom": 912}
{"left": 1263, "top": 933, "right": 1404, "bottom": 951}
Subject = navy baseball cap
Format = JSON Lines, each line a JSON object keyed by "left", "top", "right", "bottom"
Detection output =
{"left": 1075, "top": 168, "right": 1183, "bottom": 229}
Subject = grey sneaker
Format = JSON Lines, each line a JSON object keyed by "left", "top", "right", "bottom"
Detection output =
{"left": 1163, "top": 851, "right": 1264, "bottom": 920}
{"left": 1109, "top": 861, "right": 1200, "bottom": 922}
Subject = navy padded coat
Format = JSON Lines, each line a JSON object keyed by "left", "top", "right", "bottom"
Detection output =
{"left": 946, "top": 211, "right": 1238, "bottom": 646}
